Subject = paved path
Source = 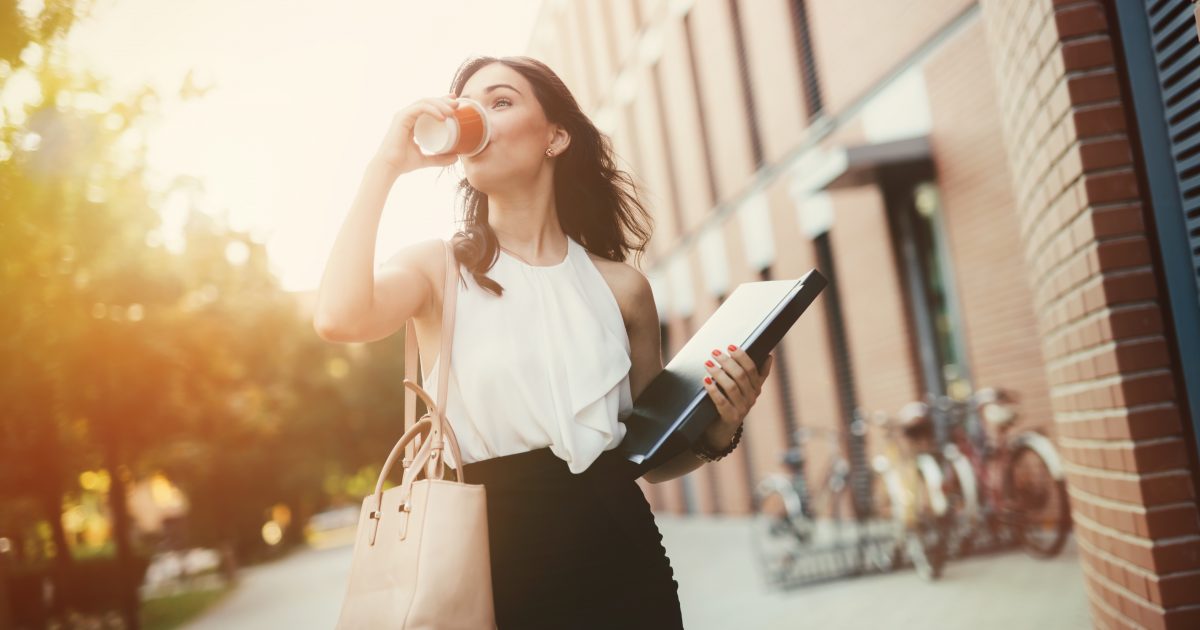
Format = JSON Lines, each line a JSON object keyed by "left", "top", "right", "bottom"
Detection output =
{"left": 656, "top": 515, "right": 1091, "bottom": 630}
{"left": 184, "top": 515, "right": 1091, "bottom": 629}
{"left": 181, "top": 543, "right": 351, "bottom": 630}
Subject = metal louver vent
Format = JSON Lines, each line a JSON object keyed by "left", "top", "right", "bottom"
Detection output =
{"left": 1147, "top": 0, "right": 1200, "bottom": 300}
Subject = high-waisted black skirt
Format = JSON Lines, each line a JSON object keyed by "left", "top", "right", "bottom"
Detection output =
{"left": 458, "top": 446, "right": 684, "bottom": 629}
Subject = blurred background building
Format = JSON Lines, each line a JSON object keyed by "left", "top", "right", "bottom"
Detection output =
{"left": 526, "top": 0, "right": 1200, "bottom": 627}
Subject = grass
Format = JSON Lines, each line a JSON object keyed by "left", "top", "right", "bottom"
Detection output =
{"left": 140, "top": 584, "right": 234, "bottom": 630}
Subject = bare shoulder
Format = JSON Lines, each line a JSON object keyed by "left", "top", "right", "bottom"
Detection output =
{"left": 586, "top": 251, "right": 655, "bottom": 329}
{"left": 381, "top": 236, "right": 446, "bottom": 278}
{"left": 380, "top": 237, "right": 450, "bottom": 316}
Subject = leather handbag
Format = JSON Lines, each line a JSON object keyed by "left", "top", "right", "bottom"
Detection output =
{"left": 335, "top": 239, "right": 496, "bottom": 629}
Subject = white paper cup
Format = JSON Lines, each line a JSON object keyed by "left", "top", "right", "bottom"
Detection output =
{"left": 413, "top": 97, "right": 490, "bottom": 156}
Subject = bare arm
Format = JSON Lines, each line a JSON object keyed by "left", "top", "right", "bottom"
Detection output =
{"left": 312, "top": 96, "right": 460, "bottom": 342}
{"left": 621, "top": 266, "right": 773, "bottom": 483}
{"left": 617, "top": 268, "right": 712, "bottom": 484}
{"left": 313, "top": 161, "right": 416, "bottom": 342}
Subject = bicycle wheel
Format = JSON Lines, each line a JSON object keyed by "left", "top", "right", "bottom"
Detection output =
{"left": 941, "top": 447, "right": 980, "bottom": 558}
{"left": 750, "top": 475, "right": 810, "bottom": 585}
{"left": 1004, "top": 443, "right": 1071, "bottom": 558}
{"left": 908, "top": 455, "right": 950, "bottom": 580}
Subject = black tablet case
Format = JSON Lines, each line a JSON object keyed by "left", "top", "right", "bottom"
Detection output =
{"left": 619, "top": 269, "right": 828, "bottom": 475}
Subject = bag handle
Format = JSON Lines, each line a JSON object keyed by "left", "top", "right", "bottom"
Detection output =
{"left": 367, "top": 417, "right": 433, "bottom": 545}
{"left": 362, "top": 238, "right": 465, "bottom": 542}
{"left": 365, "top": 240, "right": 466, "bottom": 544}
{"left": 398, "top": 238, "right": 463, "bottom": 479}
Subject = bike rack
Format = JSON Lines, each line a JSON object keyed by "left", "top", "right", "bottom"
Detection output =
{"left": 756, "top": 519, "right": 912, "bottom": 589}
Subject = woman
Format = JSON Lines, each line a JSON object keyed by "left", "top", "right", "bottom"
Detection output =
{"left": 314, "top": 55, "right": 774, "bottom": 629}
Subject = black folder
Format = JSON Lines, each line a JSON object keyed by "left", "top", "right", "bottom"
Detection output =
{"left": 619, "top": 269, "right": 827, "bottom": 475}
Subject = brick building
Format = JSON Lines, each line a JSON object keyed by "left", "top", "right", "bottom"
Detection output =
{"left": 526, "top": 1, "right": 1200, "bottom": 627}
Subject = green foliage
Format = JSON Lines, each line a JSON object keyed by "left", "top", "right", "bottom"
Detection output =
{"left": 0, "top": 0, "right": 412, "bottom": 575}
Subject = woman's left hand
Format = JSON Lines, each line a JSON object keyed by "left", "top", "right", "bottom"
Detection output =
{"left": 700, "top": 345, "right": 775, "bottom": 450}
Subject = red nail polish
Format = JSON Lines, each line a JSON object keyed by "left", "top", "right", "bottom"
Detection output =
{"left": 711, "top": 349, "right": 720, "bottom": 357}
{"left": 705, "top": 360, "right": 715, "bottom": 368}
{"left": 704, "top": 377, "right": 713, "bottom": 384}
{"left": 728, "top": 344, "right": 737, "bottom": 352}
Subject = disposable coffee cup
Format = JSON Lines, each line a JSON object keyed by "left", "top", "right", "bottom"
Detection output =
{"left": 412, "top": 97, "right": 490, "bottom": 156}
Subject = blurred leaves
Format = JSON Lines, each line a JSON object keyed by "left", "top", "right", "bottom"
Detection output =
{"left": 0, "top": 0, "right": 94, "bottom": 69}
{"left": 0, "top": 0, "right": 410, "bottom": 567}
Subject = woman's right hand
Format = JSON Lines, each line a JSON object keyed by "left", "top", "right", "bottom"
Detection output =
{"left": 372, "top": 93, "right": 461, "bottom": 177}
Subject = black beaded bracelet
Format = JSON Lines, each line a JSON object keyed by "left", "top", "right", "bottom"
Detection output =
{"left": 691, "top": 423, "right": 744, "bottom": 462}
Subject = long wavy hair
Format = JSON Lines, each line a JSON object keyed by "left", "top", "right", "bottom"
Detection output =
{"left": 444, "top": 55, "right": 653, "bottom": 297}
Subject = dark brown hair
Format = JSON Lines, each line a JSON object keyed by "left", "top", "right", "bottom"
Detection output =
{"left": 444, "top": 55, "right": 653, "bottom": 296}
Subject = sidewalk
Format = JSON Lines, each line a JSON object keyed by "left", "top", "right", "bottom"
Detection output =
{"left": 657, "top": 515, "right": 1091, "bottom": 629}
{"left": 184, "top": 515, "right": 1092, "bottom": 629}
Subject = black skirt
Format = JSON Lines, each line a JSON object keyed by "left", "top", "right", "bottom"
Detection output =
{"left": 458, "top": 446, "right": 684, "bottom": 629}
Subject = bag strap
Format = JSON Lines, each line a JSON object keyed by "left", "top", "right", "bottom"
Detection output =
{"left": 402, "top": 238, "right": 460, "bottom": 470}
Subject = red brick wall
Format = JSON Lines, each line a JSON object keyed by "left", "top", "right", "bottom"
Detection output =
{"left": 656, "top": 17, "right": 719, "bottom": 234}
{"left": 736, "top": 0, "right": 809, "bottom": 165}
{"left": 829, "top": 186, "right": 923, "bottom": 417}
{"left": 978, "top": 0, "right": 1200, "bottom": 627}
{"left": 806, "top": 0, "right": 976, "bottom": 113}
{"left": 689, "top": 0, "right": 758, "bottom": 201}
{"left": 923, "top": 19, "right": 1055, "bottom": 435}
{"left": 630, "top": 63, "right": 685, "bottom": 252}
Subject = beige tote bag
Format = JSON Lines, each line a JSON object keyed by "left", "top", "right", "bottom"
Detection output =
{"left": 335, "top": 239, "right": 496, "bottom": 629}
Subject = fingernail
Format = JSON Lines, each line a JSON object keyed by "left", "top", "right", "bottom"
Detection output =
{"left": 704, "top": 377, "right": 713, "bottom": 384}
{"left": 728, "top": 344, "right": 737, "bottom": 352}
{"left": 705, "top": 360, "right": 715, "bottom": 368}
{"left": 711, "top": 349, "right": 720, "bottom": 357}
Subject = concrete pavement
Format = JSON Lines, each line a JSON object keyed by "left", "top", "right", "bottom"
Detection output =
{"left": 656, "top": 515, "right": 1091, "bottom": 629}
{"left": 184, "top": 515, "right": 1092, "bottom": 629}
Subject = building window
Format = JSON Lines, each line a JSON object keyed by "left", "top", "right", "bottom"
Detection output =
{"left": 885, "top": 174, "right": 970, "bottom": 401}
{"left": 727, "top": 0, "right": 764, "bottom": 168}
{"left": 788, "top": 0, "right": 824, "bottom": 121}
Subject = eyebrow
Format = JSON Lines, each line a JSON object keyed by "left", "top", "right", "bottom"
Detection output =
{"left": 465, "top": 84, "right": 521, "bottom": 100}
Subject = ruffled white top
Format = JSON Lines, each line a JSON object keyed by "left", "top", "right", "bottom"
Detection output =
{"left": 422, "top": 234, "right": 633, "bottom": 474}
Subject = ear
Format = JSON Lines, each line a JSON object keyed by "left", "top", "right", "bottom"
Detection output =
{"left": 548, "top": 124, "right": 571, "bottom": 155}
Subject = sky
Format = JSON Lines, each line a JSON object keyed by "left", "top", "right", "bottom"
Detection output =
{"left": 60, "top": 0, "right": 544, "bottom": 292}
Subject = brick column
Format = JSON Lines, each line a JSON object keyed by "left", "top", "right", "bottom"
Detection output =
{"left": 978, "top": 1, "right": 1200, "bottom": 628}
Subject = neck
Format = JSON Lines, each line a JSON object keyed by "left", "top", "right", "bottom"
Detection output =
{"left": 486, "top": 182, "right": 565, "bottom": 261}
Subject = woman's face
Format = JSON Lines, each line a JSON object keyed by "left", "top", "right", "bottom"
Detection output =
{"left": 457, "top": 63, "right": 567, "bottom": 193}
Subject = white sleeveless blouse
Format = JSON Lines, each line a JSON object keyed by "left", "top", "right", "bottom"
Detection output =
{"left": 422, "top": 234, "right": 634, "bottom": 474}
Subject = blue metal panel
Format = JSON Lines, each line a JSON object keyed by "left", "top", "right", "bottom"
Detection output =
{"left": 1112, "top": 1, "right": 1200, "bottom": 458}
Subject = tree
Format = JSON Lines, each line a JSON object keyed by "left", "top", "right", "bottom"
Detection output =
{"left": 2, "top": 2, "right": 418, "bottom": 625}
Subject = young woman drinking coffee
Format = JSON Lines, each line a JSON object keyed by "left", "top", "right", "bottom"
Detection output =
{"left": 314, "top": 55, "right": 774, "bottom": 629}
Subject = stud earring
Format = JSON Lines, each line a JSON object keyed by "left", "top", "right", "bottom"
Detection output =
{"left": 545, "top": 148, "right": 554, "bottom": 157}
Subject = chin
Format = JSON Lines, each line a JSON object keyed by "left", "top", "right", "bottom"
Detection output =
{"left": 463, "top": 161, "right": 530, "bottom": 193}
{"left": 462, "top": 164, "right": 498, "bottom": 191}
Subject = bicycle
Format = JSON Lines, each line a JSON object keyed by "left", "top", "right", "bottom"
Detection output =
{"left": 867, "top": 407, "right": 951, "bottom": 581}
{"left": 750, "top": 420, "right": 865, "bottom": 585}
{"left": 888, "top": 399, "right": 978, "bottom": 561}
{"left": 750, "top": 411, "right": 948, "bottom": 585}
{"left": 922, "top": 387, "right": 1072, "bottom": 558}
